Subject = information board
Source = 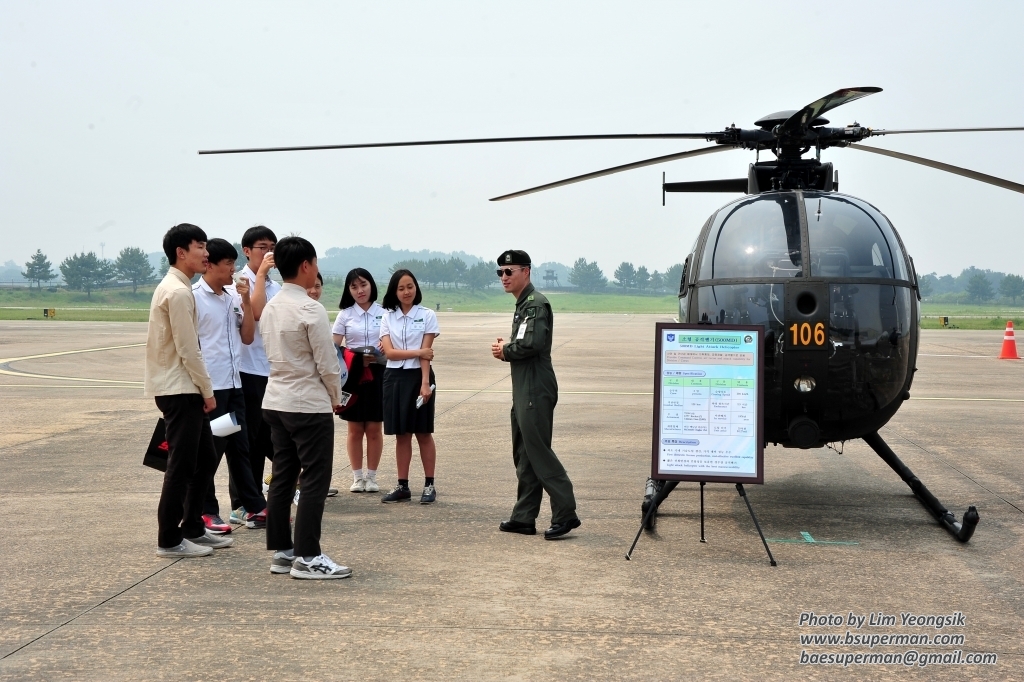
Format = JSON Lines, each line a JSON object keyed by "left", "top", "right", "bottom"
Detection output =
{"left": 651, "top": 323, "right": 764, "bottom": 484}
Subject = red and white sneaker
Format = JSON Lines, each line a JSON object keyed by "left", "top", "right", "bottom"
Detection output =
{"left": 245, "top": 509, "right": 267, "bottom": 529}
{"left": 202, "top": 514, "right": 232, "bottom": 535}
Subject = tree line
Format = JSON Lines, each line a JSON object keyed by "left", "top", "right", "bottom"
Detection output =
{"left": 386, "top": 256, "right": 687, "bottom": 294}
{"left": 21, "top": 246, "right": 689, "bottom": 298}
{"left": 389, "top": 257, "right": 495, "bottom": 290}
{"left": 919, "top": 267, "right": 1024, "bottom": 304}
{"left": 565, "top": 259, "right": 684, "bottom": 293}
{"left": 22, "top": 247, "right": 156, "bottom": 297}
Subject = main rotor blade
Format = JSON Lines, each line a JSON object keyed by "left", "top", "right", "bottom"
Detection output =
{"left": 869, "top": 126, "right": 1024, "bottom": 136}
{"left": 489, "top": 145, "right": 734, "bottom": 201}
{"left": 847, "top": 144, "right": 1024, "bottom": 194}
{"left": 197, "top": 133, "right": 721, "bottom": 155}
{"left": 780, "top": 87, "right": 882, "bottom": 134}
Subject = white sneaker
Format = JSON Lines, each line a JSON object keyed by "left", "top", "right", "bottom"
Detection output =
{"left": 327, "top": 486, "right": 339, "bottom": 497}
{"left": 363, "top": 476, "right": 379, "bottom": 493}
{"left": 290, "top": 554, "right": 352, "bottom": 580}
{"left": 350, "top": 477, "right": 366, "bottom": 493}
{"left": 185, "top": 530, "right": 234, "bottom": 549}
{"left": 270, "top": 550, "right": 295, "bottom": 574}
{"left": 156, "top": 538, "right": 213, "bottom": 558}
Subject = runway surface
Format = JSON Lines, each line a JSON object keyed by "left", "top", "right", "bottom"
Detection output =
{"left": 1, "top": 316, "right": 1021, "bottom": 679}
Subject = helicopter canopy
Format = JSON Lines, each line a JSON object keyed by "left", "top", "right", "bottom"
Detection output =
{"left": 696, "top": 192, "right": 910, "bottom": 282}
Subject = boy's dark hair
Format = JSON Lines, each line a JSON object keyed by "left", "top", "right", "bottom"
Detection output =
{"left": 339, "top": 268, "right": 378, "bottom": 309}
{"left": 163, "top": 223, "right": 208, "bottom": 265}
{"left": 241, "top": 225, "right": 278, "bottom": 249}
{"left": 316, "top": 272, "right": 324, "bottom": 284}
{"left": 382, "top": 269, "right": 422, "bottom": 310}
{"left": 206, "top": 238, "right": 238, "bottom": 265}
{"left": 274, "top": 236, "right": 317, "bottom": 280}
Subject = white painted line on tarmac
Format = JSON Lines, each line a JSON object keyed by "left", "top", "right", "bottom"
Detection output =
{"left": 912, "top": 397, "right": 1024, "bottom": 402}
{"left": 0, "top": 343, "right": 146, "bottom": 364}
{"left": 0, "top": 384, "right": 139, "bottom": 389}
{"left": 919, "top": 353, "right": 994, "bottom": 358}
{"left": 0, "top": 343, "right": 146, "bottom": 385}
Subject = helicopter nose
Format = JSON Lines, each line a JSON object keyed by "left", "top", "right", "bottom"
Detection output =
{"left": 788, "top": 415, "right": 821, "bottom": 449}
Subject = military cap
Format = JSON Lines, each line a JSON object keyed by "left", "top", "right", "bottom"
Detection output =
{"left": 497, "top": 249, "right": 531, "bottom": 266}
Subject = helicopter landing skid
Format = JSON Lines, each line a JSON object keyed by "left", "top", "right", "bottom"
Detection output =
{"left": 863, "top": 431, "right": 979, "bottom": 543}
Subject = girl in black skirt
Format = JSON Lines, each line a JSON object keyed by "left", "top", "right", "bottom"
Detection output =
{"left": 332, "top": 268, "right": 386, "bottom": 493}
{"left": 378, "top": 269, "right": 440, "bottom": 504}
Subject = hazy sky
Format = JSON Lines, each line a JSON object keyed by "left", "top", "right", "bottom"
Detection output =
{"left": 3, "top": 1, "right": 1024, "bottom": 276}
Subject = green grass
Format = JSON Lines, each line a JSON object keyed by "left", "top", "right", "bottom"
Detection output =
{"left": 1, "top": 284, "right": 679, "bottom": 320}
{"left": 0, "top": 307, "right": 149, "bottom": 322}
{"left": 320, "top": 285, "right": 678, "bottom": 314}
{"left": 918, "top": 302, "right": 1023, "bottom": 329}
{"left": 919, "top": 316, "right": 1023, "bottom": 330}
{"left": 0, "top": 286, "right": 155, "bottom": 307}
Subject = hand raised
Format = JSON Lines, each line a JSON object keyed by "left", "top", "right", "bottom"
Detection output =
{"left": 257, "top": 252, "right": 275, "bottom": 276}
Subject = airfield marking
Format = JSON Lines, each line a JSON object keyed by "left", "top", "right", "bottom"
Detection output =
{"left": 0, "top": 384, "right": 140, "bottom": 389}
{"left": 919, "top": 353, "right": 995, "bottom": 358}
{"left": 0, "top": 342, "right": 146, "bottom": 364}
{"left": 767, "top": 531, "right": 858, "bottom": 545}
{"left": 912, "top": 397, "right": 1024, "bottom": 402}
{"left": 0, "top": 343, "right": 146, "bottom": 386}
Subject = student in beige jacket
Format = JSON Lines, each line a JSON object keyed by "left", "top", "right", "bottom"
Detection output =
{"left": 145, "top": 223, "right": 233, "bottom": 558}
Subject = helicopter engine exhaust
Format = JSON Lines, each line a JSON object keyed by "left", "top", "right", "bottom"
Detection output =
{"left": 863, "top": 431, "right": 979, "bottom": 542}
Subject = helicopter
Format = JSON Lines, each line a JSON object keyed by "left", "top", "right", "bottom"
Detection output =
{"left": 199, "top": 87, "right": 1024, "bottom": 543}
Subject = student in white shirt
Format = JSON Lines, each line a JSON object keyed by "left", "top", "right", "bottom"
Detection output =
{"left": 332, "top": 268, "right": 386, "bottom": 493}
{"left": 192, "top": 239, "right": 268, "bottom": 533}
{"left": 238, "top": 225, "right": 281, "bottom": 506}
{"left": 378, "top": 269, "right": 440, "bottom": 504}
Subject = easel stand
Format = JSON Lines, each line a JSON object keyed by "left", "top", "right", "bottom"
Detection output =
{"left": 626, "top": 481, "right": 777, "bottom": 566}
{"left": 736, "top": 483, "right": 776, "bottom": 566}
{"left": 699, "top": 481, "right": 706, "bottom": 542}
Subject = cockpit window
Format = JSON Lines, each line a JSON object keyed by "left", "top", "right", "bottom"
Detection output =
{"left": 806, "top": 195, "right": 909, "bottom": 280}
{"left": 697, "top": 193, "right": 802, "bottom": 280}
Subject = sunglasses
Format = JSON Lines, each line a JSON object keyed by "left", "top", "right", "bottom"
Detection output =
{"left": 496, "top": 267, "right": 524, "bottom": 277}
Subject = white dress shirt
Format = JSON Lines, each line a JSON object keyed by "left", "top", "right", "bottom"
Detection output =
{"left": 379, "top": 304, "right": 440, "bottom": 369}
{"left": 238, "top": 263, "right": 282, "bottom": 377}
{"left": 332, "top": 302, "right": 385, "bottom": 348}
{"left": 260, "top": 283, "right": 342, "bottom": 413}
{"left": 192, "top": 277, "right": 246, "bottom": 391}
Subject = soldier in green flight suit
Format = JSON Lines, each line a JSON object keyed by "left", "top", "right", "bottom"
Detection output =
{"left": 490, "top": 250, "right": 581, "bottom": 540}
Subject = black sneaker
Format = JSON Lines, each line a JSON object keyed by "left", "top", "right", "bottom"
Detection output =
{"left": 381, "top": 485, "right": 411, "bottom": 503}
{"left": 420, "top": 484, "right": 436, "bottom": 504}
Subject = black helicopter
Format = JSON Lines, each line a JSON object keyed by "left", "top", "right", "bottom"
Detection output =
{"left": 200, "top": 87, "right": 1024, "bottom": 543}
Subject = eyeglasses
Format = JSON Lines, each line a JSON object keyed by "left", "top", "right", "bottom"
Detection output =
{"left": 496, "top": 267, "right": 525, "bottom": 277}
{"left": 250, "top": 244, "right": 274, "bottom": 252}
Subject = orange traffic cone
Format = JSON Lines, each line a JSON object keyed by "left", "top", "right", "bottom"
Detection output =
{"left": 998, "top": 321, "right": 1020, "bottom": 360}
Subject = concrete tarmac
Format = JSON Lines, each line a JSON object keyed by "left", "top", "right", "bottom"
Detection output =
{"left": 0, "top": 316, "right": 1022, "bottom": 680}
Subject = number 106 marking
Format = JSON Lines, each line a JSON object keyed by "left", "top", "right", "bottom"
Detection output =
{"left": 789, "top": 321, "right": 826, "bottom": 346}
